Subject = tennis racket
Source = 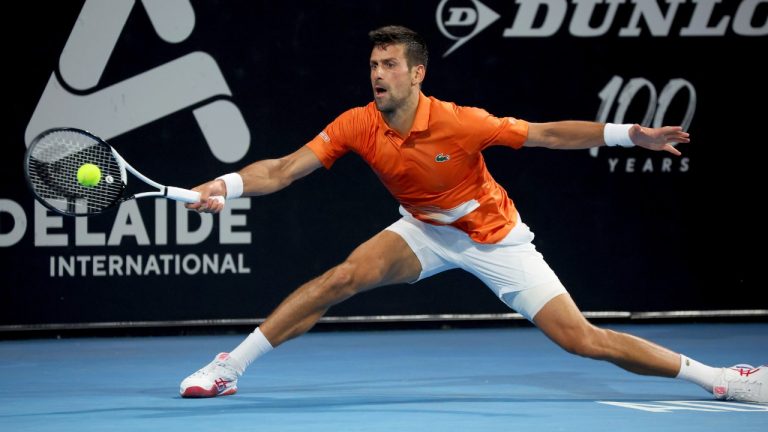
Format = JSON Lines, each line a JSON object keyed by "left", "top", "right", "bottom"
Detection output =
{"left": 24, "top": 127, "right": 223, "bottom": 217}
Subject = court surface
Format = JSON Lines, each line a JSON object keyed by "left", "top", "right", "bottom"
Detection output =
{"left": 1, "top": 323, "right": 766, "bottom": 431}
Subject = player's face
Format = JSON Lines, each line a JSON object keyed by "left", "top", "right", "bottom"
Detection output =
{"left": 370, "top": 44, "right": 419, "bottom": 113}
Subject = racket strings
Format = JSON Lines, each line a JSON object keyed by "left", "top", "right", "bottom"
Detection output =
{"left": 27, "top": 130, "right": 124, "bottom": 214}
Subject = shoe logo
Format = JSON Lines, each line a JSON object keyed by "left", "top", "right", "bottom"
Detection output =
{"left": 214, "top": 378, "right": 230, "bottom": 391}
{"left": 714, "top": 386, "right": 727, "bottom": 396}
{"left": 435, "top": 153, "right": 451, "bottom": 162}
{"left": 733, "top": 366, "right": 759, "bottom": 376}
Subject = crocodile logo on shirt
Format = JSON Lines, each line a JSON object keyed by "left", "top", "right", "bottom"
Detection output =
{"left": 435, "top": 153, "right": 451, "bottom": 162}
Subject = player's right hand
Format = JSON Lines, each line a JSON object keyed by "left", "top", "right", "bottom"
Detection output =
{"left": 186, "top": 179, "right": 227, "bottom": 213}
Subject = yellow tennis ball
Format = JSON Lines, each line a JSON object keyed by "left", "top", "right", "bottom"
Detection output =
{"left": 77, "top": 163, "right": 101, "bottom": 187}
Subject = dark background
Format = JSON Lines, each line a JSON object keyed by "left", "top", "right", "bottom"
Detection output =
{"left": 2, "top": 0, "right": 765, "bottom": 329}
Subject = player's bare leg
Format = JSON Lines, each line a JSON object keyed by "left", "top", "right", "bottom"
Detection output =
{"left": 259, "top": 230, "right": 422, "bottom": 347}
{"left": 533, "top": 293, "right": 680, "bottom": 376}
{"left": 532, "top": 293, "right": 768, "bottom": 403}
{"left": 180, "top": 229, "right": 422, "bottom": 397}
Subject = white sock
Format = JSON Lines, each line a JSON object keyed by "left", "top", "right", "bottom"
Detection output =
{"left": 676, "top": 354, "right": 721, "bottom": 392}
{"left": 228, "top": 327, "right": 273, "bottom": 374}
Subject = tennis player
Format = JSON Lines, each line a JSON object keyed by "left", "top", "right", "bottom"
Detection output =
{"left": 180, "top": 26, "right": 766, "bottom": 403}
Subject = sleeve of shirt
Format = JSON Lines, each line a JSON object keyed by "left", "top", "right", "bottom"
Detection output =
{"left": 306, "top": 107, "right": 368, "bottom": 169}
{"left": 455, "top": 106, "right": 529, "bottom": 153}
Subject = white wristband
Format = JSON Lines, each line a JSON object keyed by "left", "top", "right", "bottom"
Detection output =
{"left": 603, "top": 123, "right": 635, "bottom": 148}
{"left": 216, "top": 173, "right": 243, "bottom": 199}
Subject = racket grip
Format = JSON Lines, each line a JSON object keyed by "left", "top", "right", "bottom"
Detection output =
{"left": 166, "top": 186, "right": 225, "bottom": 204}
{"left": 166, "top": 187, "right": 201, "bottom": 203}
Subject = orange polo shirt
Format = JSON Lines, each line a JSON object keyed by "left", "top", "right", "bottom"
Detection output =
{"left": 306, "top": 92, "right": 529, "bottom": 244}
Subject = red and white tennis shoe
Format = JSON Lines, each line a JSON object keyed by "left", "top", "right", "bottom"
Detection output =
{"left": 180, "top": 352, "right": 240, "bottom": 398}
{"left": 713, "top": 364, "right": 767, "bottom": 403}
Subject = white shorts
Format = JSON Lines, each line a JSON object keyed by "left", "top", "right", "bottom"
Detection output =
{"left": 385, "top": 212, "right": 567, "bottom": 322}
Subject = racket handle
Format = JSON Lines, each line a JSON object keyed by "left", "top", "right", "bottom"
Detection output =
{"left": 166, "top": 187, "right": 225, "bottom": 204}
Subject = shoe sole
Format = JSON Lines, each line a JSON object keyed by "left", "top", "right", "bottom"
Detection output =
{"left": 180, "top": 385, "right": 238, "bottom": 398}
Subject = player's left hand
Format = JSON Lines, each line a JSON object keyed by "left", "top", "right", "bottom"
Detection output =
{"left": 629, "top": 125, "right": 690, "bottom": 156}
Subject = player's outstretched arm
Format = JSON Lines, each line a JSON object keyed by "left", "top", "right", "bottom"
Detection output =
{"left": 524, "top": 121, "right": 690, "bottom": 155}
{"left": 187, "top": 145, "right": 323, "bottom": 212}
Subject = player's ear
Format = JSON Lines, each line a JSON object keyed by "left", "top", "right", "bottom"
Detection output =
{"left": 412, "top": 64, "right": 425, "bottom": 85}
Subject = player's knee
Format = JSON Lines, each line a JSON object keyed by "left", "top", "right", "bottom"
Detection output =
{"left": 557, "top": 325, "right": 607, "bottom": 359}
{"left": 312, "top": 258, "right": 388, "bottom": 305}
{"left": 321, "top": 262, "right": 362, "bottom": 300}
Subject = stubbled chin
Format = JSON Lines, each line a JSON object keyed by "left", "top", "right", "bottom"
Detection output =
{"left": 374, "top": 99, "right": 392, "bottom": 113}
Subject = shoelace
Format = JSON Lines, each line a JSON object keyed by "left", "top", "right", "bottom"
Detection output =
{"left": 190, "top": 358, "right": 236, "bottom": 379}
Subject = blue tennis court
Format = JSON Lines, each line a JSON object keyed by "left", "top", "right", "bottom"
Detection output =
{"left": 1, "top": 323, "right": 766, "bottom": 431}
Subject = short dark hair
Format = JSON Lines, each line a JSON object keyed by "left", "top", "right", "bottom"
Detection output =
{"left": 368, "top": 25, "right": 429, "bottom": 69}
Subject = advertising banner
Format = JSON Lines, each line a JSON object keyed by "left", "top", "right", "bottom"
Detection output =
{"left": 2, "top": 0, "right": 765, "bottom": 329}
